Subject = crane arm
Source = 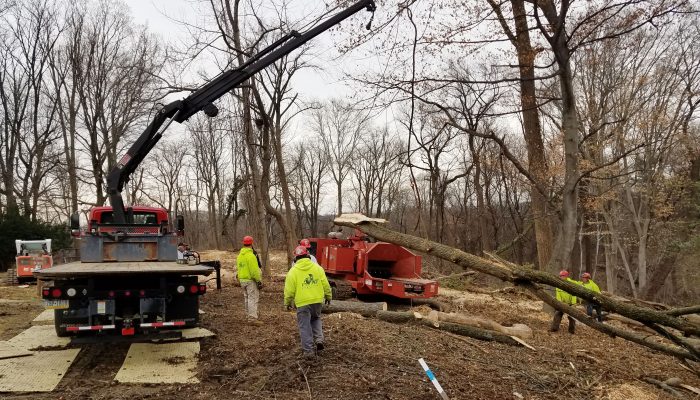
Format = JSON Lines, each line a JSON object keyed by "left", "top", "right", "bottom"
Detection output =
{"left": 107, "top": 0, "right": 376, "bottom": 223}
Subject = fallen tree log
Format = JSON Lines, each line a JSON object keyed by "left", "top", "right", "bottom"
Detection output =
{"left": 322, "top": 300, "right": 387, "bottom": 317}
{"left": 334, "top": 213, "right": 700, "bottom": 361}
{"left": 375, "top": 311, "right": 522, "bottom": 347}
{"left": 422, "top": 320, "right": 521, "bottom": 346}
{"left": 665, "top": 305, "right": 700, "bottom": 317}
{"left": 426, "top": 310, "right": 533, "bottom": 339}
{"left": 523, "top": 282, "right": 697, "bottom": 361}
{"left": 642, "top": 377, "right": 686, "bottom": 399}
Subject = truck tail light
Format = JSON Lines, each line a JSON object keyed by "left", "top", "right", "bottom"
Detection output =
{"left": 125, "top": 290, "right": 131, "bottom": 297}
{"left": 108, "top": 290, "right": 115, "bottom": 298}
{"left": 198, "top": 284, "right": 206, "bottom": 294}
{"left": 139, "top": 290, "right": 146, "bottom": 297}
{"left": 189, "top": 285, "right": 198, "bottom": 294}
{"left": 42, "top": 288, "right": 50, "bottom": 297}
{"left": 51, "top": 288, "right": 62, "bottom": 298}
{"left": 176, "top": 285, "right": 185, "bottom": 294}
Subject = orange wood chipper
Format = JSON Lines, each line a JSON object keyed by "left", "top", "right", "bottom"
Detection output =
{"left": 309, "top": 231, "right": 438, "bottom": 300}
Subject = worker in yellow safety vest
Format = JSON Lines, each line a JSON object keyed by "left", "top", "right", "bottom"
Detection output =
{"left": 551, "top": 270, "right": 578, "bottom": 334}
{"left": 237, "top": 235, "right": 263, "bottom": 325}
{"left": 284, "top": 245, "right": 332, "bottom": 360}
{"left": 581, "top": 272, "right": 603, "bottom": 322}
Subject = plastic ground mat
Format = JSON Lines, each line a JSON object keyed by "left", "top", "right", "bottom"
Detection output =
{"left": 0, "top": 349, "right": 80, "bottom": 392}
{"left": 114, "top": 342, "right": 200, "bottom": 384}
{"left": 7, "top": 325, "right": 70, "bottom": 350}
{"left": 31, "top": 309, "right": 54, "bottom": 323}
{"left": 0, "top": 341, "right": 32, "bottom": 360}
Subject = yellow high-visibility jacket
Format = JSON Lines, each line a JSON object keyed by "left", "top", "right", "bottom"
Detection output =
{"left": 555, "top": 278, "right": 578, "bottom": 305}
{"left": 237, "top": 247, "right": 261, "bottom": 283}
{"left": 284, "top": 258, "right": 331, "bottom": 308}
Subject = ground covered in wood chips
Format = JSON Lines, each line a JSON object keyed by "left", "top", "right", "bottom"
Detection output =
{"left": 1, "top": 250, "right": 698, "bottom": 399}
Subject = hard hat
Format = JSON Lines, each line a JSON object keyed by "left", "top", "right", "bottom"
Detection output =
{"left": 581, "top": 272, "right": 591, "bottom": 279}
{"left": 559, "top": 270, "right": 570, "bottom": 277}
{"left": 299, "top": 238, "right": 311, "bottom": 248}
{"left": 242, "top": 236, "right": 254, "bottom": 245}
{"left": 294, "top": 245, "right": 308, "bottom": 256}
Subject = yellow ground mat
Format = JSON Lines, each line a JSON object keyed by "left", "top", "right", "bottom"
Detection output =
{"left": 0, "top": 341, "right": 32, "bottom": 360}
{"left": 0, "top": 348, "right": 80, "bottom": 392}
{"left": 7, "top": 325, "right": 70, "bottom": 350}
{"left": 179, "top": 327, "right": 215, "bottom": 340}
{"left": 32, "top": 309, "right": 54, "bottom": 324}
{"left": 114, "top": 342, "right": 200, "bottom": 384}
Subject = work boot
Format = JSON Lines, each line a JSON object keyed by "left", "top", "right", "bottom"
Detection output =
{"left": 302, "top": 351, "right": 316, "bottom": 361}
{"left": 315, "top": 342, "right": 325, "bottom": 352}
{"left": 250, "top": 319, "right": 263, "bottom": 326}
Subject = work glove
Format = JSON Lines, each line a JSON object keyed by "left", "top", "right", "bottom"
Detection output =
{"left": 256, "top": 281, "right": 263, "bottom": 290}
{"left": 285, "top": 304, "right": 293, "bottom": 311}
{"left": 324, "top": 298, "right": 331, "bottom": 306}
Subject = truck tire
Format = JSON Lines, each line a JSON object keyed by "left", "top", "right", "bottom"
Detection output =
{"left": 5, "top": 268, "right": 18, "bottom": 286}
{"left": 54, "top": 310, "right": 70, "bottom": 337}
{"left": 330, "top": 279, "right": 353, "bottom": 300}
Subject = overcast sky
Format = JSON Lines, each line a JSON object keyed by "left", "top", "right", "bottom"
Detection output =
{"left": 122, "top": 0, "right": 366, "bottom": 103}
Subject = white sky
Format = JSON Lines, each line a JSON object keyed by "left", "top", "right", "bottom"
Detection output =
{"left": 122, "top": 0, "right": 362, "bottom": 102}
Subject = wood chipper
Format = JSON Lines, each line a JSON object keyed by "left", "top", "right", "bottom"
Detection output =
{"left": 6, "top": 239, "right": 53, "bottom": 285}
{"left": 309, "top": 231, "right": 439, "bottom": 300}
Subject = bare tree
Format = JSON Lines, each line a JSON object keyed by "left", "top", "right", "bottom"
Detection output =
{"left": 75, "top": 1, "right": 162, "bottom": 206}
{"left": 0, "top": 0, "right": 62, "bottom": 219}
{"left": 312, "top": 99, "right": 367, "bottom": 215}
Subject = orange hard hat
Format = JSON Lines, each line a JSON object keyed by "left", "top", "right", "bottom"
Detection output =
{"left": 299, "top": 238, "right": 311, "bottom": 248}
{"left": 559, "top": 270, "right": 570, "bottom": 277}
{"left": 581, "top": 272, "right": 591, "bottom": 279}
{"left": 242, "top": 236, "right": 253, "bottom": 245}
{"left": 294, "top": 245, "right": 308, "bottom": 256}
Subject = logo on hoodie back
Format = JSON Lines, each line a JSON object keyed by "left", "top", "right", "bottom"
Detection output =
{"left": 303, "top": 273, "right": 318, "bottom": 287}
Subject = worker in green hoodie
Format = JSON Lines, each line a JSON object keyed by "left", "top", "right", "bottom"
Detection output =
{"left": 284, "top": 245, "right": 332, "bottom": 360}
{"left": 550, "top": 270, "right": 578, "bottom": 334}
{"left": 237, "top": 235, "right": 263, "bottom": 325}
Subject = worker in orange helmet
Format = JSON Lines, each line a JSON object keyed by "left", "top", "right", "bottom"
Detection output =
{"left": 237, "top": 235, "right": 263, "bottom": 325}
{"left": 581, "top": 272, "right": 603, "bottom": 322}
{"left": 284, "top": 245, "right": 332, "bottom": 360}
{"left": 298, "top": 238, "right": 317, "bottom": 264}
{"left": 550, "top": 270, "right": 578, "bottom": 334}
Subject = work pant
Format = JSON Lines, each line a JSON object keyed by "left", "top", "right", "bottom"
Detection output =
{"left": 241, "top": 281, "right": 259, "bottom": 319}
{"left": 586, "top": 303, "right": 603, "bottom": 322}
{"left": 296, "top": 303, "right": 324, "bottom": 353}
{"left": 551, "top": 310, "right": 576, "bottom": 333}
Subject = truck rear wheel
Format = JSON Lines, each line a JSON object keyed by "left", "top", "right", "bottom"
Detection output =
{"left": 5, "top": 268, "right": 18, "bottom": 286}
{"left": 54, "top": 310, "right": 70, "bottom": 337}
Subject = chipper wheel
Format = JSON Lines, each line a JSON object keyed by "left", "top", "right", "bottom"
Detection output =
{"left": 330, "top": 279, "right": 353, "bottom": 300}
{"left": 5, "top": 268, "right": 19, "bottom": 285}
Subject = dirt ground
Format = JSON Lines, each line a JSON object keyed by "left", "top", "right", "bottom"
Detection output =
{"left": 1, "top": 250, "right": 698, "bottom": 399}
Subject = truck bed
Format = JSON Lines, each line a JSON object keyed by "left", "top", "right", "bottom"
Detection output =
{"left": 35, "top": 261, "right": 214, "bottom": 279}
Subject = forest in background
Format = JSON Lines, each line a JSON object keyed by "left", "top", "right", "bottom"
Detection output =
{"left": 0, "top": 0, "right": 698, "bottom": 304}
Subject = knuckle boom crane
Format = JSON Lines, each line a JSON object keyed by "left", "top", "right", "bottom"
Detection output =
{"left": 108, "top": 0, "right": 377, "bottom": 224}
{"left": 35, "top": 0, "right": 376, "bottom": 339}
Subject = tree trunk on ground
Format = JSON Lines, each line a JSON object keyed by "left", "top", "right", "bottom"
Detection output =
{"left": 427, "top": 310, "right": 533, "bottom": 339}
{"left": 322, "top": 300, "right": 387, "bottom": 317}
{"left": 325, "top": 306, "right": 524, "bottom": 347}
{"left": 333, "top": 214, "right": 700, "bottom": 360}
